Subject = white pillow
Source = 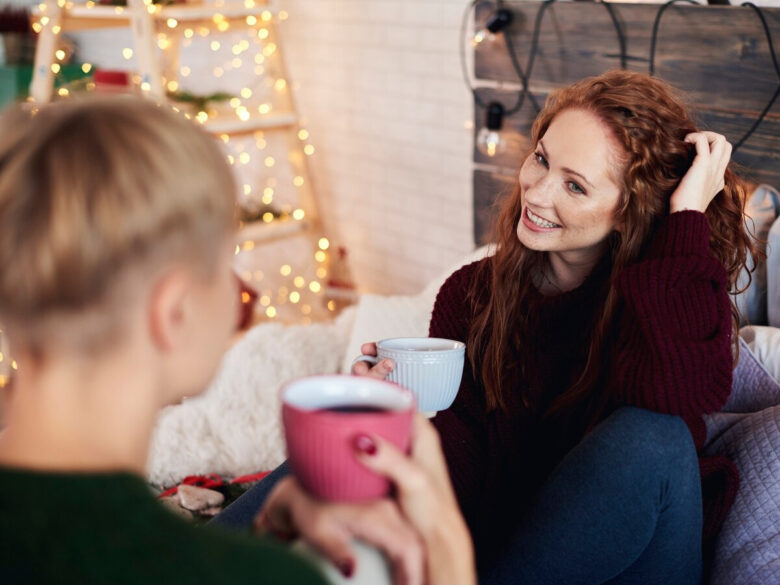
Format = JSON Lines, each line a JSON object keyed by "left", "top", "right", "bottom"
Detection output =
{"left": 739, "top": 326, "right": 780, "bottom": 384}
{"left": 768, "top": 215, "right": 780, "bottom": 328}
{"left": 736, "top": 184, "right": 779, "bottom": 326}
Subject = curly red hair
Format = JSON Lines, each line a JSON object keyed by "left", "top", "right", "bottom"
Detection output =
{"left": 470, "top": 70, "right": 757, "bottom": 414}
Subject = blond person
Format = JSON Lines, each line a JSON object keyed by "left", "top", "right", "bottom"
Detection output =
{"left": 0, "top": 97, "right": 473, "bottom": 585}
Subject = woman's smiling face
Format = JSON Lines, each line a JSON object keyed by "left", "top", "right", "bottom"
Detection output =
{"left": 517, "top": 108, "right": 625, "bottom": 264}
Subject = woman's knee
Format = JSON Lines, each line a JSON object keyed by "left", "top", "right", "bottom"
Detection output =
{"left": 598, "top": 407, "right": 697, "bottom": 471}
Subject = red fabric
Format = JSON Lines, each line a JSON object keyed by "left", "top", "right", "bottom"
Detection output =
{"left": 157, "top": 471, "right": 271, "bottom": 498}
{"left": 230, "top": 471, "right": 272, "bottom": 484}
{"left": 158, "top": 474, "right": 226, "bottom": 498}
{"left": 429, "top": 211, "right": 737, "bottom": 571}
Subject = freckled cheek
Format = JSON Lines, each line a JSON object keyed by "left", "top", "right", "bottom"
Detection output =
{"left": 518, "top": 161, "right": 542, "bottom": 194}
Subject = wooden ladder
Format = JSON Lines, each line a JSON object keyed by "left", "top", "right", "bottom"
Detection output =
{"left": 30, "top": 0, "right": 334, "bottom": 323}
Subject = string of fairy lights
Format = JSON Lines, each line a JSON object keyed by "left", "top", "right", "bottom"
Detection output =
{"left": 465, "top": 0, "right": 777, "bottom": 158}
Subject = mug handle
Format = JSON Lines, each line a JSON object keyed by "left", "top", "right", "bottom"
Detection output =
{"left": 351, "top": 355, "right": 380, "bottom": 370}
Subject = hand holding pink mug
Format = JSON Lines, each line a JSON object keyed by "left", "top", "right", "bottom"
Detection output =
{"left": 281, "top": 374, "right": 414, "bottom": 502}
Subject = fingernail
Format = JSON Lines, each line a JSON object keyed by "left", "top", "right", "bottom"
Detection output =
{"left": 381, "top": 359, "right": 393, "bottom": 371}
{"left": 353, "top": 434, "right": 377, "bottom": 456}
{"left": 338, "top": 559, "right": 355, "bottom": 578}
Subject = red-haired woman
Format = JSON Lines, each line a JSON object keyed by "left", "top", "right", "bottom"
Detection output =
{"left": 354, "top": 70, "right": 755, "bottom": 584}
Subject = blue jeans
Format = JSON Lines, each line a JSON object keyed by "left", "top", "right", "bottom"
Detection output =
{"left": 209, "top": 461, "right": 291, "bottom": 530}
{"left": 213, "top": 407, "right": 702, "bottom": 585}
{"left": 483, "top": 407, "right": 702, "bottom": 585}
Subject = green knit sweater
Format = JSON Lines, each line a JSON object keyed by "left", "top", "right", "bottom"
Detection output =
{"left": 0, "top": 467, "right": 329, "bottom": 585}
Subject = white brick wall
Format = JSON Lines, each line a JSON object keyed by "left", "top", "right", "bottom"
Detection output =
{"left": 280, "top": 0, "right": 475, "bottom": 295}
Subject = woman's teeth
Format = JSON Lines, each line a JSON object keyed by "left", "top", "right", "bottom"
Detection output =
{"left": 527, "top": 209, "right": 560, "bottom": 229}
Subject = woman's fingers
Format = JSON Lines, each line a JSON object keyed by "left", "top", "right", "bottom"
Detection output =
{"left": 254, "top": 478, "right": 356, "bottom": 576}
{"left": 360, "top": 342, "right": 378, "bottom": 356}
{"left": 344, "top": 500, "right": 425, "bottom": 585}
{"left": 351, "top": 341, "right": 394, "bottom": 379}
{"left": 351, "top": 358, "right": 394, "bottom": 378}
{"left": 407, "top": 415, "right": 452, "bottom": 493}
{"left": 353, "top": 423, "right": 476, "bottom": 585}
{"left": 299, "top": 501, "right": 423, "bottom": 585}
{"left": 353, "top": 425, "right": 458, "bottom": 538}
{"left": 254, "top": 477, "right": 423, "bottom": 585}
{"left": 355, "top": 427, "right": 452, "bottom": 505}
{"left": 673, "top": 131, "right": 732, "bottom": 212}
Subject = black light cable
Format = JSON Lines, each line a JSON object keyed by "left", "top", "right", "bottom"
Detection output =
{"left": 650, "top": 0, "right": 779, "bottom": 153}
{"left": 733, "top": 2, "right": 780, "bottom": 151}
{"left": 601, "top": 1, "right": 627, "bottom": 71}
{"left": 649, "top": 0, "right": 702, "bottom": 77}
{"left": 460, "top": 0, "right": 554, "bottom": 157}
{"left": 462, "top": 0, "right": 629, "bottom": 157}
{"left": 459, "top": 0, "right": 541, "bottom": 113}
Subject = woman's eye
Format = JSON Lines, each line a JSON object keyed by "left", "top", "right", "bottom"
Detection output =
{"left": 533, "top": 152, "right": 548, "bottom": 167}
{"left": 567, "top": 181, "right": 585, "bottom": 195}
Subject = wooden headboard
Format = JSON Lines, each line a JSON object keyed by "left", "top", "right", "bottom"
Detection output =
{"left": 472, "top": 1, "right": 780, "bottom": 244}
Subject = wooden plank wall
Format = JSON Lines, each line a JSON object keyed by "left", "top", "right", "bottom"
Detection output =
{"left": 472, "top": 1, "right": 780, "bottom": 244}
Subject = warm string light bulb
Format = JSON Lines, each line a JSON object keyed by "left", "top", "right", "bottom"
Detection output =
{"left": 476, "top": 102, "right": 507, "bottom": 158}
{"left": 471, "top": 8, "right": 513, "bottom": 46}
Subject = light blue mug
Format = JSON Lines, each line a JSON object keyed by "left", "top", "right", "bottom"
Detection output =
{"left": 353, "top": 337, "right": 465, "bottom": 414}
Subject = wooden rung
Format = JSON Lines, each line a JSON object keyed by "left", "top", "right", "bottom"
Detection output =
{"left": 160, "top": 3, "right": 278, "bottom": 22}
{"left": 202, "top": 113, "right": 297, "bottom": 135}
{"left": 239, "top": 219, "right": 308, "bottom": 244}
{"left": 33, "top": 2, "right": 279, "bottom": 30}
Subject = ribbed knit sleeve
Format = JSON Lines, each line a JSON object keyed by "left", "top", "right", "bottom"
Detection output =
{"left": 613, "top": 211, "right": 734, "bottom": 448}
{"left": 429, "top": 260, "right": 489, "bottom": 516}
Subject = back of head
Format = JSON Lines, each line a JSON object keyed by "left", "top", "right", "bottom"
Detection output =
{"left": 0, "top": 96, "right": 237, "bottom": 354}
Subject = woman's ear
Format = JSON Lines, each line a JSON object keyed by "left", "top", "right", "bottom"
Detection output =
{"left": 147, "top": 268, "right": 192, "bottom": 352}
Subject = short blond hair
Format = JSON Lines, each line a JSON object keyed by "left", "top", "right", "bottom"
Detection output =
{"left": 0, "top": 96, "right": 237, "bottom": 353}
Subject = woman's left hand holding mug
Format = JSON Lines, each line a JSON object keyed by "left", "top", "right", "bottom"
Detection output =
{"left": 351, "top": 342, "right": 394, "bottom": 380}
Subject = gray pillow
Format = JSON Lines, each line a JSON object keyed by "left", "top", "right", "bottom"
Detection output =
{"left": 705, "top": 406, "right": 780, "bottom": 585}
{"left": 704, "top": 334, "right": 780, "bottom": 585}
{"left": 768, "top": 215, "right": 780, "bottom": 328}
{"left": 736, "top": 184, "right": 779, "bottom": 326}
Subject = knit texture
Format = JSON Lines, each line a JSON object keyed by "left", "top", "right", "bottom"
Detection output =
{"left": 0, "top": 468, "right": 328, "bottom": 585}
{"left": 430, "top": 211, "right": 737, "bottom": 572}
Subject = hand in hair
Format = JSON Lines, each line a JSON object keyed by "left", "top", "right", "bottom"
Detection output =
{"left": 669, "top": 131, "right": 732, "bottom": 214}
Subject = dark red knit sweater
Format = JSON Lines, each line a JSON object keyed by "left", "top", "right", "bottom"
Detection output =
{"left": 430, "top": 211, "right": 738, "bottom": 571}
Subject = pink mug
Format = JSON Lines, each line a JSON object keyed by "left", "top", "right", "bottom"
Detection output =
{"left": 282, "top": 375, "right": 414, "bottom": 502}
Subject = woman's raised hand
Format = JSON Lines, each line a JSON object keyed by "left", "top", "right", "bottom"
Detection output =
{"left": 669, "top": 131, "right": 732, "bottom": 214}
{"left": 351, "top": 342, "right": 394, "bottom": 380}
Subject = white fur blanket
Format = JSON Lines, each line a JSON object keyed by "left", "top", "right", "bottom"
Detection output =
{"left": 146, "top": 308, "right": 355, "bottom": 487}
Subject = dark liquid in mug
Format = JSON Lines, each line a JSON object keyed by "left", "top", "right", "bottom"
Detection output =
{"left": 321, "top": 405, "right": 389, "bottom": 414}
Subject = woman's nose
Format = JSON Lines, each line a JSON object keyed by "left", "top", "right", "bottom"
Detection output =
{"left": 523, "top": 174, "right": 555, "bottom": 208}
